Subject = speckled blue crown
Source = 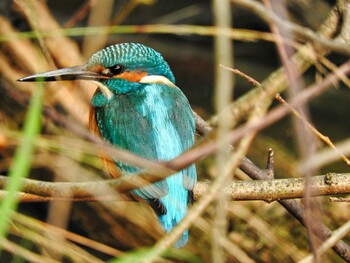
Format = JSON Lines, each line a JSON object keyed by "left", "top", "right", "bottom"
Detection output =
{"left": 88, "top": 43, "right": 175, "bottom": 84}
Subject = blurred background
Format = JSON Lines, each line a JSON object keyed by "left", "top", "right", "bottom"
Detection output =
{"left": 0, "top": 0, "right": 349, "bottom": 262}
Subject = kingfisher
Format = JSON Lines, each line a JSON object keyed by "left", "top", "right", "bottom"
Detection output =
{"left": 18, "top": 43, "right": 197, "bottom": 248}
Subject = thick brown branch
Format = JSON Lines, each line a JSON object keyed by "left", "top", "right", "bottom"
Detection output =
{"left": 1, "top": 173, "right": 350, "bottom": 202}
{"left": 196, "top": 173, "right": 350, "bottom": 201}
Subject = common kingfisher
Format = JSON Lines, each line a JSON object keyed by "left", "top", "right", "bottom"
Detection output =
{"left": 18, "top": 43, "right": 197, "bottom": 248}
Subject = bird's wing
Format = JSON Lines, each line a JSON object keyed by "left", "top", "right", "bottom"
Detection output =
{"left": 167, "top": 87, "right": 197, "bottom": 191}
{"left": 92, "top": 90, "right": 168, "bottom": 199}
{"left": 89, "top": 105, "right": 122, "bottom": 179}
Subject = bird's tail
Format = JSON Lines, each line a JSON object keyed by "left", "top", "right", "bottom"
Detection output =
{"left": 158, "top": 172, "right": 189, "bottom": 248}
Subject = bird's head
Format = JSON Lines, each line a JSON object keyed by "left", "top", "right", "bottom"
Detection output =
{"left": 18, "top": 43, "right": 176, "bottom": 97}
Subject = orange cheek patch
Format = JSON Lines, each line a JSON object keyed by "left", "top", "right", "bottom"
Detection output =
{"left": 115, "top": 71, "right": 148, "bottom": 82}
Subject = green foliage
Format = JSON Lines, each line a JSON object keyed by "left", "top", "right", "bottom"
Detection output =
{"left": 109, "top": 247, "right": 203, "bottom": 263}
{"left": 0, "top": 83, "right": 43, "bottom": 242}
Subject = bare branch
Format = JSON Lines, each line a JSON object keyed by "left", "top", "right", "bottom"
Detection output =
{"left": 2, "top": 172, "right": 350, "bottom": 204}
{"left": 299, "top": 220, "right": 350, "bottom": 263}
{"left": 275, "top": 93, "right": 350, "bottom": 168}
{"left": 210, "top": 1, "right": 346, "bottom": 128}
{"left": 231, "top": 0, "right": 350, "bottom": 56}
{"left": 329, "top": 197, "right": 350, "bottom": 203}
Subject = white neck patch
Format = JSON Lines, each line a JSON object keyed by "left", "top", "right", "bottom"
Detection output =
{"left": 89, "top": 80, "right": 113, "bottom": 100}
{"left": 89, "top": 75, "right": 175, "bottom": 100}
{"left": 140, "top": 75, "right": 176, "bottom": 88}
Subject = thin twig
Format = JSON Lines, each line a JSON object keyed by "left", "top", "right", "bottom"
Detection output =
{"left": 64, "top": 0, "right": 93, "bottom": 28}
{"left": 299, "top": 220, "right": 350, "bottom": 263}
{"left": 0, "top": 238, "right": 59, "bottom": 263}
{"left": 210, "top": 1, "right": 344, "bottom": 128}
{"left": 218, "top": 61, "right": 350, "bottom": 261}
{"left": 262, "top": 1, "right": 320, "bottom": 257}
{"left": 265, "top": 148, "right": 275, "bottom": 179}
{"left": 213, "top": 0, "right": 234, "bottom": 261}
{"left": 231, "top": 0, "right": 350, "bottom": 56}
{"left": 275, "top": 93, "right": 350, "bottom": 168}
{"left": 174, "top": 60, "right": 350, "bottom": 173}
{"left": 13, "top": 212, "right": 123, "bottom": 257}
{"left": 329, "top": 197, "right": 350, "bottom": 203}
{"left": 219, "top": 64, "right": 261, "bottom": 86}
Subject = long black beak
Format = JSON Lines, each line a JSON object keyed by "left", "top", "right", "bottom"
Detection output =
{"left": 17, "top": 65, "right": 102, "bottom": 82}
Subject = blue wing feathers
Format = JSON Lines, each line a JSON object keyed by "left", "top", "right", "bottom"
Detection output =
{"left": 93, "top": 83, "right": 196, "bottom": 247}
{"left": 96, "top": 91, "right": 168, "bottom": 198}
{"left": 169, "top": 93, "right": 197, "bottom": 190}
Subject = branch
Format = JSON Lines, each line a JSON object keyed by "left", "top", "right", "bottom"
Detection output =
{"left": 1, "top": 172, "right": 350, "bottom": 202}
{"left": 231, "top": 0, "right": 350, "bottom": 56}
{"left": 8, "top": 58, "right": 348, "bottom": 199}
{"left": 210, "top": 1, "right": 348, "bottom": 128}
{"left": 299, "top": 220, "right": 350, "bottom": 263}
{"left": 174, "top": 60, "right": 350, "bottom": 171}
{"left": 5, "top": 57, "right": 348, "bottom": 258}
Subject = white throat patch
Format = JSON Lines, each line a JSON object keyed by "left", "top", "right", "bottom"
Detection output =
{"left": 140, "top": 75, "right": 176, "bottom": 87}
{"left": 89, "top": 80, "right": 113, "bottom": 100}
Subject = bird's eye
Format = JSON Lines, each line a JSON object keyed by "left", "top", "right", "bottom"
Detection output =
{"left": 108, "top": 64, "right": 125, "bottom": 75}
{"left": 100, "top": 64, "right": 125, "bottom": 77}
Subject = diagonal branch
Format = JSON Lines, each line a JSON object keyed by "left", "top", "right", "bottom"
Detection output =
{"left": 210, "top": 0, "right": 349, "bottom": 128}
{"left": 231, "top": 0, "right": 350, "bottom": 56}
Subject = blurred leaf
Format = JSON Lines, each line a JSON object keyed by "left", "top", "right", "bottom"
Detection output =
{"left": 108, "top": 248, "right": 153, "bottom": 263}
{"left": 0, "top": 82, "right": 43, "bottom": 241}
{"left": 109, "top": 247, "right": 203, "bottom": 263}
{"left": 163, "top": 248, "right": 203, "bottom": 263}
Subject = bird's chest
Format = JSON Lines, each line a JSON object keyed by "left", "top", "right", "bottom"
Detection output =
{"left": 98, "top": 89, "right": 172, "bottom": 130}
{"left": 92, "top": 87, "right": 181, "bottom": 160}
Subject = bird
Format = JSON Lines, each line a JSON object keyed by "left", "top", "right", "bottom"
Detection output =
{"left": 18, "top": 43, "right": 197, "bottom": 248}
